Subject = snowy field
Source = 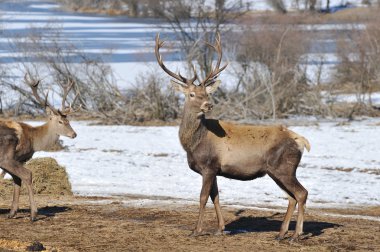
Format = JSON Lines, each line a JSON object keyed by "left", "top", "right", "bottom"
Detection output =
{"left": 29, "top": 119, "right": 380, "bottom": 210}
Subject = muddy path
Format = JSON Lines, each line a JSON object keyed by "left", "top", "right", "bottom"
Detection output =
{"left": 0, "top": 195, "right": 379, "bottom": 251}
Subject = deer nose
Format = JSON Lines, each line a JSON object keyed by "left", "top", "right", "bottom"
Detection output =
{"left": 71, "top": 132, "right": 77, "bottom": 139}
{"left": 200, "top": 102, "right": 213, "bottom": 112}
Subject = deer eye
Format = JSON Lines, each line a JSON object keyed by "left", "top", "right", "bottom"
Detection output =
{"left": 189, "top": 93, "right": 195, "bottom": 98}
{"left": 59, "top": 121, "right": 63, "bottom": 124}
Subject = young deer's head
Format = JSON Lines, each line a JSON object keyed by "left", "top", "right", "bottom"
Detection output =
{"left": 25, "top": 74, "right": 79, "bottom": 139}
{"left": 155, "top": 33, "right": 227, "bottom": 118}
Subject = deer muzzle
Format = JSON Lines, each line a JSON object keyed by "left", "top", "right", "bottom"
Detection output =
{"left": 197, "top": 102, "right": 213, "bottom": 118}
{"left": 69, "top": 132, "right": 77, "bottom": 139}
{"left": 200, "top": 101, "right": 213, "bottom": 112}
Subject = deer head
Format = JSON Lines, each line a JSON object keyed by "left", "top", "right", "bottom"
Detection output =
{"left": 25, "top": 74, "right": 79, "bottom": 139}
{"left": 155, "top": 33, "right": 227, "bottom": 118}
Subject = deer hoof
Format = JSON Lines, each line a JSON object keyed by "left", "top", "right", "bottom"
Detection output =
{"left": 275, "top": 235, "right": 285, "bottom": 241}
{"left": 7, "top": 212, "right": 17, "bottom": 219}
{"left": 30, "top": 212, "right": 38, "bottom": 222}
{"left": 213, "top": 230, "right": 224, "bottom": 236}
{"left": 288, "top": 235, "right": 301, "bottom": 243}
{"left": 190, "top": 230, "right": 209, "bottom": 237}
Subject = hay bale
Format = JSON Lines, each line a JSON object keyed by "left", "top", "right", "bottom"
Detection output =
{"left": 0, "top": 157, "right": 73, "bottom": 197}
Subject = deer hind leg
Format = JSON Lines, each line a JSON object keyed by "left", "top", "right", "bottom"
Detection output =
{"left": 8, "top": 175, "right": 21, "bottom": 218}
{"left": 2, "top": 161, "right": 37, "bottom": 221}
{"left": 210, "top": 177, "right": 225, "bottom": 235}
{"left": 270, "top": 172, "right": 308, "bottom": 241}
{"left": 276, "top": 195, "right": 297, "bottom": 240}
{"left": 291, "top": 178, "right": 308, "bottom": 241}
{"left": 192, "top": 172, "right": 216, "bottom": 236}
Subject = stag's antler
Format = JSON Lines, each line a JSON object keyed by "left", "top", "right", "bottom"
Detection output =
{"left": 25, "top": 74, "right": 80, "bottom": 116}
{"left": 59, "top": 78, "right": 80, "bottom": 116}
{"left": 200, "top": 33, "right": 228, "bottom": 87}
{"left": 155, "top": 33, "right": 197, "bottom": 86}
{"left": 25, "top": 73, "right": 59, "bottom": 114}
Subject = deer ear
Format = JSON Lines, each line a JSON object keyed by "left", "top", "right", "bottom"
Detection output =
{"left": 170, "top": 80, "right": 188, "bottom": 93}
{"left": 45, "top": 107, "right": 54, "bottom": 116}
{"left": 205, "top": 80, "right": 221, "bottom": 94}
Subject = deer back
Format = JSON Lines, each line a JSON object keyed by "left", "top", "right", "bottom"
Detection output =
{"left": 0, "top": 120, "right": 34, "bottom": 162}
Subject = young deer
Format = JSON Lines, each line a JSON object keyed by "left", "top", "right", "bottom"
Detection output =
{"left": 0, "top": 75, "right": 78, "bottom": 221}
{"left": 155, "top": 34, "right": 310, "bottom": 240}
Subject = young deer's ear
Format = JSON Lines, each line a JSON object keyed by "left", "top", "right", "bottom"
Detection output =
{"left": 205, "top": 80, "right": 221, "bottom": 94}
{"left": 170, "top": 80, "right": 188, "bottom": 93}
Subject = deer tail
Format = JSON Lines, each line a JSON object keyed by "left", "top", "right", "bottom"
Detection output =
{"left": 286, "top": 129, "right": 311, "bottom": 153}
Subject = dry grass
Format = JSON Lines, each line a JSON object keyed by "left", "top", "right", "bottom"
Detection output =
{"left": 0, "top": 157, "right": 73, "bottom": 197}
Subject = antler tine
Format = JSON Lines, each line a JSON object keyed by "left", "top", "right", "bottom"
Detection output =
{"left": 59, "top": 78, "right": 81, "bottom": 116}
{"left": 201, "top": 32, "right": 228, "bottom": 87}
{"left": 155, "top": 33, "right": 193, "bottom": 85}
{"left": 25, "top": 73, "right": 59, "bottom": 114}
{"left": 61, "top": 78, "right": 74, "bottom": 111}
{"left": 190, "top": 64, "right": 198, "bottom": 83}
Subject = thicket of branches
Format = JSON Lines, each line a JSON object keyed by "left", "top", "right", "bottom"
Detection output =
{"left": 212, "top": 25, "right": 326, "bottom": 120}
{"left": 0, "top": 25, "right": 180, "bottom": 123}
{"left": 2, "top": 25, "right": 121, "bottom": 116}
{"left": 334, "top": 17, "right": 380, "bottom": 118}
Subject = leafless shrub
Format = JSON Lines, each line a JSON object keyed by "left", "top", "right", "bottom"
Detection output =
{"left": 126, "top": 72, "right": 180, "bottom": 122}
{"left": 334, "top": 17, "right": 380, "bottom": 118}
{"left": 1, "top": 22, "right": 183, "bottom": 124}
{"left": 5, "top": 25, "right": 121, "bottom": 116}
{"left": 98, "top": 71, "right": 181, "bottom": 124}
{"left": 216, "top": 25, "right": 325, "bottom": 120}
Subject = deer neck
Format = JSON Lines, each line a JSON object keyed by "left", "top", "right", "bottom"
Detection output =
{"left": 31, "top": 122, "right": 59, "bottom": 151}
{"left": 179, "top": 106, "right": 208, "bottom": 153}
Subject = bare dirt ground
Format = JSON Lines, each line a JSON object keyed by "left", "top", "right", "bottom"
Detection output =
{"left": 0, "top": 195, "right": 379, "bottom": 252}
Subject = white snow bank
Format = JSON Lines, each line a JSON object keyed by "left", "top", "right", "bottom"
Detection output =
{"left": 28, "top": 119, "right": 380, "bottom": 209}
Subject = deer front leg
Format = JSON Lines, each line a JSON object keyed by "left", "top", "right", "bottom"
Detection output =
{"left": 191, "top": 172, "right": 215, "bottom": 236}
{"left": 8, "top": 175, "right": 21, "bottom": 218}
{"left": 210, "top": 177, "right": 225, "bottom": 235}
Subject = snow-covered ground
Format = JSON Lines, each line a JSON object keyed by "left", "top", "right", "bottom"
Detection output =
{"left": 28, "top": 119, "right": 380, "bottom": 210}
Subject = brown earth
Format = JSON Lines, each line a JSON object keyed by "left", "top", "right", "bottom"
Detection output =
{"left": 0, "top": 194, "right": 379, "bottom": 252}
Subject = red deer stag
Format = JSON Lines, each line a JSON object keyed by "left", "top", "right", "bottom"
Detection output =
{"left": 0, "top": 75, "right": 78, "bottom": 221}
{"left": 155, "top": 33, "right": 310, "bottom": 240}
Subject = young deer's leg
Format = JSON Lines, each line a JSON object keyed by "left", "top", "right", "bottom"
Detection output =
{"left": 210, "top": 177, "right": 225, "bottom": 235}
{"left": 191, "top": 171, "right": 215, "bottom": 236}
{"left": 3, "top": 161, "right": 37, "bottom": 221}
{"left": 8, "top": 175, "right": 21, "bottom": 218}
